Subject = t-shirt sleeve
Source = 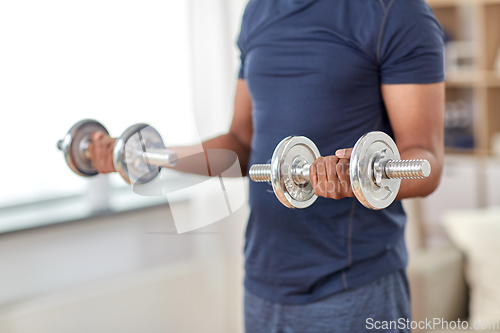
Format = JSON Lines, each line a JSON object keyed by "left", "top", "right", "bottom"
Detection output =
{"left": 379, "top": 0, "right": 445, "bottom": 84}
{"left": 238, "top": 51, "right": 245, "bottom": 79}
{"left": 237, "top": 2, "right": 251, "bottom": 80}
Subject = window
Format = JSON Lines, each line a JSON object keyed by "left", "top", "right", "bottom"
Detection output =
{"left": 0, "top": 0, "right": 198, "bottom": 207}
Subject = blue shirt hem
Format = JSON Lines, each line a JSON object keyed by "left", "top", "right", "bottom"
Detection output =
{"left": 244, "top": 246, "right": 407, "bottom": 305}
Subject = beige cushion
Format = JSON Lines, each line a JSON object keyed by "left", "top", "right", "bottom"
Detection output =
{"left": 407, "top": 245, "right": 467, "bottom": 324}
{"left": 443, "top": 208, "right": 500, "bottom": 324}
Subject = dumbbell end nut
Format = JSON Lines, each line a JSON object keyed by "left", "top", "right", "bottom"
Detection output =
{"left": 249, "top": 164, "right": 272, "bottom": 182}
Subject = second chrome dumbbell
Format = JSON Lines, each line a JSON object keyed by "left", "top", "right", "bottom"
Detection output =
{"left": 57, "top": 119, "right": 178, "bottom": 184}
{"left": 249, "top": 131, "right": 430, "bottom": 210}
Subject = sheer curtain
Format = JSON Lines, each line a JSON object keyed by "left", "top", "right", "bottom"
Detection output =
{"left": 187, "top": 0, "right": 248, "bottom": 140}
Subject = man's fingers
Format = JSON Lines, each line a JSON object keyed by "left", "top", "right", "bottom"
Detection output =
{"left": 336, "top": 158, "right": 354, "bottom": 197}
{"left": 310, "top": 155, "right": 356, "bottom": 199}
{"left": 311, "top": 157, "right": 326, "bottom": 197}
{"left": 87, "top": 132, "right": 116, "bottom": 173}
{"left": 324, "top": 156, "right": 339, "bottom": 198}
{"left": 90, "top": 131, "right": 105, "bottom": 142}
{"left": 309, "top": 159, "right": 318, "bottom": 190}
{"left": 106, "top": 140, "right": 116, "bottom": 172}
{"left": 335, "top": 148, "right": 353, "bottom": 159}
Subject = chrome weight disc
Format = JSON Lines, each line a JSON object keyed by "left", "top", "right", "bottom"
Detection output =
{"left": 59, "top": 119, "right": 109, "bottom": 177}
{"left": 350, "top": 131, "right": 401, "bottom": 210}
{"left": 113, "top": 124, "right": 164, "bottom": 184}
{"left": 270, "top": 136, "right": 321, "bottom": 209}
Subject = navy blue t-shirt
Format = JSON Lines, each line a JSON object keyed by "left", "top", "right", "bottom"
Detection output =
{"left": 238, "top": 0, "right": 444, "bottom": 304}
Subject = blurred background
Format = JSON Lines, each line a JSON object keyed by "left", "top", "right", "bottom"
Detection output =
{"left": 0, "top": 0, "right": 499, "bottom": 332}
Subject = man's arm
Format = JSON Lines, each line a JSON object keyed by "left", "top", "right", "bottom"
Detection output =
{"left": 89, "top": 79, "right": 253, "bottom": 177}
{"left": 310, "top": 82, "right": 445, "bottom": 200}
{"left": 381, "top": 82, "right": 445, "bottom": 199}
{"left": 170, "top": 79, "right": 253, "bottom": 176}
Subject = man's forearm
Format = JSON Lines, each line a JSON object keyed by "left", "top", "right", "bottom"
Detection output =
{"left": 168, "top": 132, "right": 251, "bottom": 177}
{"left": 395, "top": 146, "right": 443, "bottom": 200}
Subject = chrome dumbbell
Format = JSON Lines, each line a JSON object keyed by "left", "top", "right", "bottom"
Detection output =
{"left": 57, "top": 119, "right": 177, "bottom": 184}
{"left": 249, "top": 132, "right": 431, "bottom": 210}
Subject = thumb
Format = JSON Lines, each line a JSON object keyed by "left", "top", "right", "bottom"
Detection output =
{"left": 335, "top": 148, "right": 353, "bottom": 159}
{"left": 90, "top": 131, "right": 105, "bottom": 142}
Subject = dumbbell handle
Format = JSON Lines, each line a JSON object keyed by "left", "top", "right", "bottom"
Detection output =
{"left": 57, "top": 139, "right": 177, "bottom": 168}
{"left": 141, "top": 148, "right": 178, "bottom": 167}
{"left": 249, "top": 159, "right": 431, "bottom": 183}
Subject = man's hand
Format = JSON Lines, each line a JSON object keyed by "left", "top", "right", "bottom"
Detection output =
{"left": 88, "top": 131, "right": 116, "bottom": 173}
{"left": 309, "top": 148, "right": 354, "bottom": 200}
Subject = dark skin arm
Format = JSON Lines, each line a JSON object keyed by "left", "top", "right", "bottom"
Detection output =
{"left": 310, "top": 82, "right": 445, "bottom": 200}
{"left": 88, "top": 79, "right": 253, "bottom": 176}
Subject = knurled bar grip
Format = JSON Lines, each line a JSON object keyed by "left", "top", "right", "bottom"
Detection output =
{"left": 249, "top": 164, "right": 272, "bottom": 182}
{"left": 384, "top": 159, "right": 430, "bottom": 179}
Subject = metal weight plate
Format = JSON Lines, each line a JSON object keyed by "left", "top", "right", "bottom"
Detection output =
{"left": 270, "top": 136, "right": 321, "bottom": 209}
{"left": 113, "top": 124, "right": 164, "bottom": 185}
{"left": 350, "top": 131, "right": 401, "bottom": 210}
{"left": 58, "top": 119, "right": 109, "bottom": 177}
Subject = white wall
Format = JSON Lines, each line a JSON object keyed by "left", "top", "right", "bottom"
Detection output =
{"left": 0, "top": 195, "right": 249, "bottom": 333}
